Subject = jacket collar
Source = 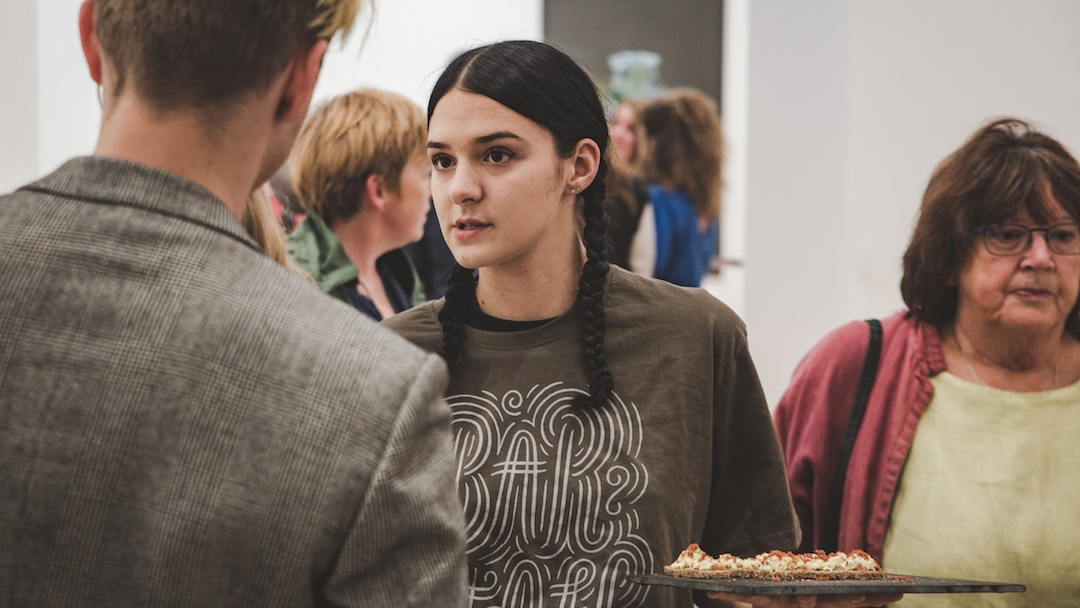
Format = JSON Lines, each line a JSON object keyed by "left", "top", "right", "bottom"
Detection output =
{"left": 20, "top": 156, "right": 257, "bottom": 251}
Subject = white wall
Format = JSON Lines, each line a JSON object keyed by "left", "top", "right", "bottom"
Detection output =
{"left": 737, "top": 0, "right": 1080, "bottom": 405}
{"left": 314, "top": 0, "right": 542, "bottom": 108}
{"left": 0, "top": 1, "right": 41, "bottom": 194}
{"left": 0, "top": 0, "right": 103, "bottom": 192}
{"left": 0, "top": 0, "right": 541, "bottom": 192}
{"left": 738, "top": 0, "right": 851, "bottom": 406}
{"left": 37, "top": 0, "right": 101, "bottom": 178}
{"left": 704, "top": 0, "right": 751, "bottom": 316}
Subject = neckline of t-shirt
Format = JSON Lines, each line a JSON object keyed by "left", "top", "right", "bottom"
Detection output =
{"left": 465, "top": 291, "right": 558, "bottom": 332}
{"left": 935, "top": 369, "right": 1080, "bottom": 400}
{"left": 454, "top": 266, "right": 633, "bottom": 348}
{"left": 461, "top": 302, "right": 578, "bottom": 349}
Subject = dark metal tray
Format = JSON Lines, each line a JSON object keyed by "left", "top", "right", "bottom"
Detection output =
{"left": 629, "top": 573, "right": 1025, "bottom": 595}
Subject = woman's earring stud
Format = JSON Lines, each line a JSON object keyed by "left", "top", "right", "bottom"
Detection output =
{"left": 569, "top": 187, "right": 580, "bottom": 194}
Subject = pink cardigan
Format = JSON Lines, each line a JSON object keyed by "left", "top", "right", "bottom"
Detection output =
{"left": 772, "top": 311, "right": 946, "bottom": 561}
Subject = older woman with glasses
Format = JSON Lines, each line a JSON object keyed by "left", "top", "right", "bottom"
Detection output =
{"left": 773, "top": 118, "right": 1080, "bottom": 607}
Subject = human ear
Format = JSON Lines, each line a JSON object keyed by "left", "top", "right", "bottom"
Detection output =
{"left": 78, "top": 0, "right": 103, "bottom": 85}
{"left": 567, "top": 138, "right": 601, "bottom": 194}
{"left": 365, "top": 174, "right": 388, "bottom": 212}
{"left": 276, "top": 39, "right": 329, "bottom": 122}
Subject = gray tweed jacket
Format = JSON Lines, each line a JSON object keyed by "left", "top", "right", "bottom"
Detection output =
{"left": 0, "top": 157, "right": 467, "bottom": 607}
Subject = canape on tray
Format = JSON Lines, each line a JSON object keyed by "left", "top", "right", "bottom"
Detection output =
{"left": 664, "top": 544, "right": 886, "bottom": 581}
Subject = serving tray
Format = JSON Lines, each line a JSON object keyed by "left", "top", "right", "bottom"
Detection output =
{"left": 629, "top": 573, "right": 1025, "bottom": 595}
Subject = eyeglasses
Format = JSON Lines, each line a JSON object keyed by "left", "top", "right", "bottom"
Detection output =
{"left": 974, "top": 222, "right": 1080, "bottom": 256}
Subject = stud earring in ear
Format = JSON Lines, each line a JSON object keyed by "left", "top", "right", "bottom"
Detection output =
{"left": 569, "top": 187, "right": 580, "bottom": 194}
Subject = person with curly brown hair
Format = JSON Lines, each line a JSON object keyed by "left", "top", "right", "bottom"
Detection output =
{"left": 634, "top": 87, "right": 724, "bottom": 287}
{"left": 775, "top": 118, "right": 1080, "bottom": 607}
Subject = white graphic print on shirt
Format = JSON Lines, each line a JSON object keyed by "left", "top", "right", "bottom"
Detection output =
{"left": 449, "top": 381, "right": 653, "bottom": 608}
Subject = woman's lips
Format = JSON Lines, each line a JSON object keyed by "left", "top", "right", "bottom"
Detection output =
{"left": 1012, "top": 287, "right": 1053, "bottom": 298}
{"left": 452, "top": 220, "right": 491, "bottom": 239}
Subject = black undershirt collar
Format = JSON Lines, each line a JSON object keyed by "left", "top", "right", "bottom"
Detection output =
{"left": 465, "top": 290, "right": 558, "bottom": 332}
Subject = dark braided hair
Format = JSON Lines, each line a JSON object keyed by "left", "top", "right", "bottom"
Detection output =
{"left": 437, "top": 263, "right": 476, "bottom": 362}
{"left": 429, "top": 40, "right": 615, "bottom": 408}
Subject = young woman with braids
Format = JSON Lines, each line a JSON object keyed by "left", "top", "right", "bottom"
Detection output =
{"left": 384, "top": 41, "right": 898, "bottom": 608}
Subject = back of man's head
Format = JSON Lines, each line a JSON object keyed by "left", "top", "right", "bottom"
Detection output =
{"left": 92, "top": 0, "right": 360, "bottom": 110}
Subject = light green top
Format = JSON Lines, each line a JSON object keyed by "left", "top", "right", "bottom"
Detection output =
{"left": 883, "top": 371, "right": 1080, "bottom": 607}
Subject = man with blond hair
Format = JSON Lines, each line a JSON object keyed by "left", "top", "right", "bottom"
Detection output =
{"left": 0, "top": 1, "right": 467, "bottom": 606}
{"left": 288, "top": 88, "right": 432, "bottom": 320}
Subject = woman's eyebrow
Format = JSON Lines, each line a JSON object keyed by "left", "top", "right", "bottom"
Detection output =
{"left": 475, "top": 131, "right": 524, "bottom": 145}
{"left": 428, "top": 131, "right": 525, "bottom": 150}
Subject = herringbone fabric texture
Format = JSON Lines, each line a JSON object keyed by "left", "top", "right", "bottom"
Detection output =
{"left": 0, "top": 157, "right": 467, "bottom": 607}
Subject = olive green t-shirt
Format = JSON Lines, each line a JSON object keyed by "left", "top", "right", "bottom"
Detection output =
{"left": 384, "top": 268, "right": 799, "bottom": 608}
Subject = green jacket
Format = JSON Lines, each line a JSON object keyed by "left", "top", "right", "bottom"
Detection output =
{"left": 288, "top": 213, "right": 425, "bottom": 307}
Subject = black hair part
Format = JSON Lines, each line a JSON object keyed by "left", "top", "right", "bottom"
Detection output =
{"left": 429, "top": 40, "right": 615, "bottom": 408}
